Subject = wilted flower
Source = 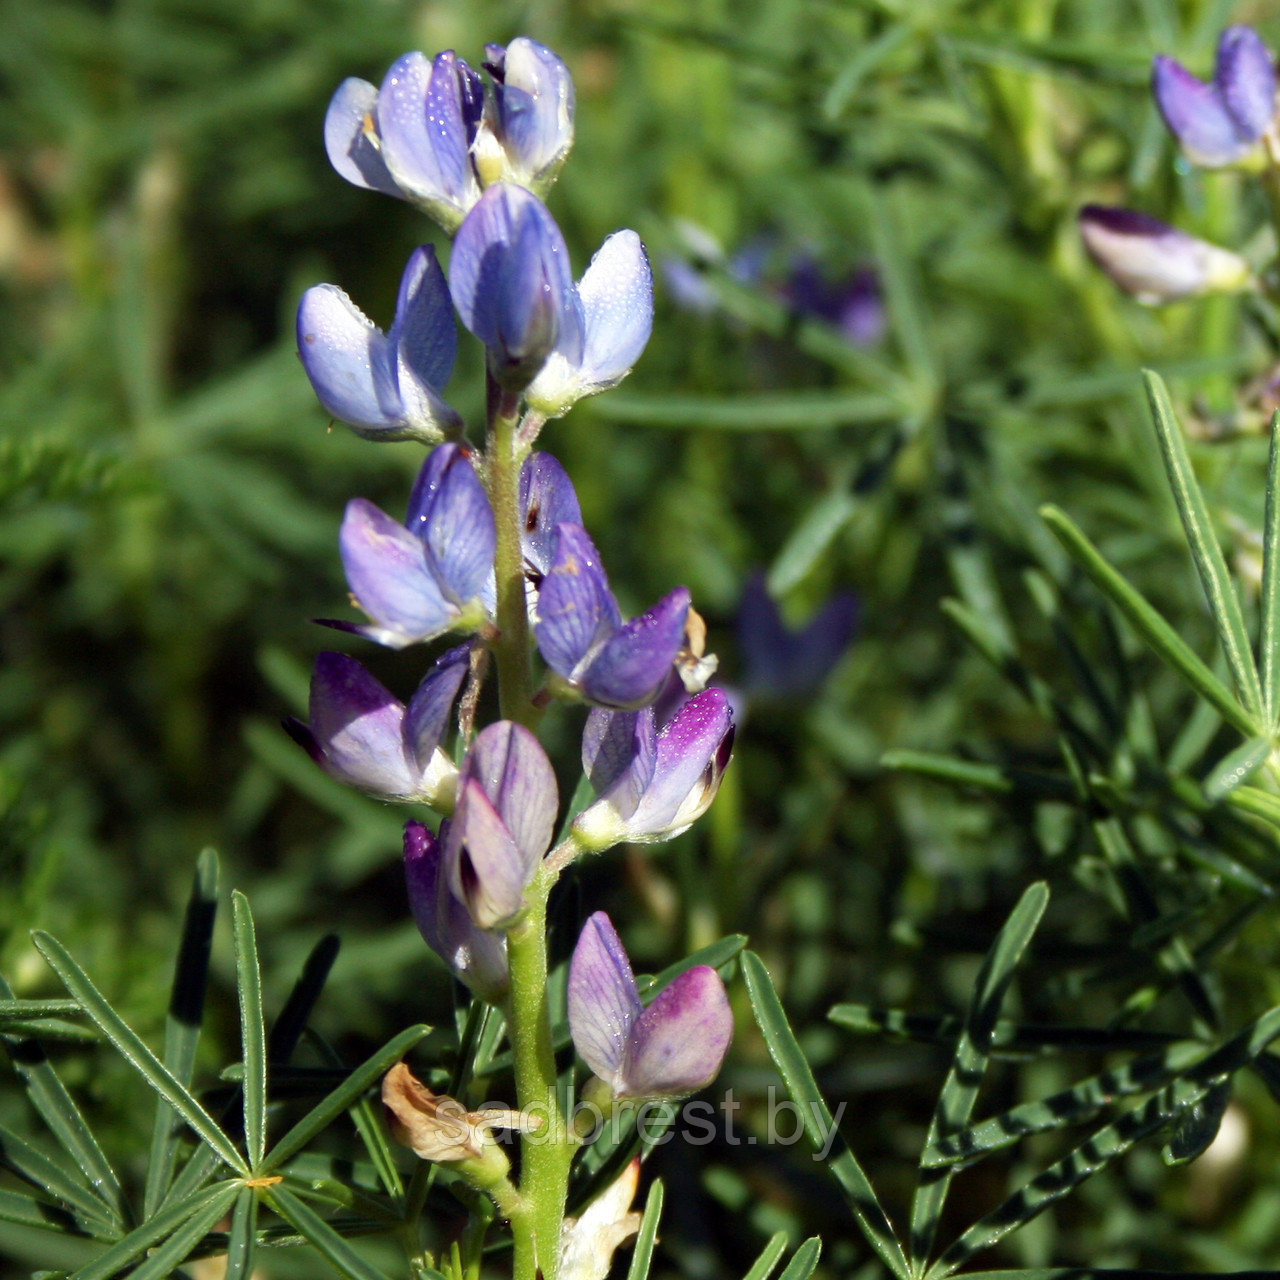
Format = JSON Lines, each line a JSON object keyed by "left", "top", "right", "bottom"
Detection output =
{"left": 297, "top": 246, "right": 462, "bottom": 443}
{"left": 559, "top": 1160, "right": 643, "bottom": 1280}
{"left": 1153, "top": 26, "right": 1277, "bottom": 169}
{"left": 535, "top": 522, "right": 690, "bottom": 708}
{"left": 568, "top": 912, "right": 733, "bottom": 1099}
{"left": 572, "top": 687, "right": 734, "bottom": 852}
{"left": 329, "top": 443, "right": 496, "bottom": 648}
{"left": 1078, "top": 205, "right": 1252, "bottom": 305}
{"left": 325, "top": 51, "right": 485, "bottom": 231}
{"left": 287, "top": 646, "right": 467, "bottom": 808}
{"left": 738, "top": 572, "right": 859, "bottom": 701}
{"left": 524, "top": 230, "right": 654, "bottom": 417}
{"left": 404, "top": 820, "right": 509, "bottom": 1001}
{"left": 473, "top": 39, "right": 575, "bottom": 193}
{"left": 450, "top": 183, "right": 582, "bottom": 390}
{"left": 444, "top": 721, "right": 558, "bottom": 929}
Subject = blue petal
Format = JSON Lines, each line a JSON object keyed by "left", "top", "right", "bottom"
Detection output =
{"left": 581, "top": 587, "right": 689, "bottom": 709}
{"left": 1216, "top": 26, "right": 1277, "bottom": 141}
{"left": 493, "top": 38, "right": 576, "bottom": 183}
{"left": 568, "top": 912, "right": 642, "bottom": 1088}
{"left": 446, "top": 778, "right": 531, "bottom": 929}
{"left": 389, "top": 246, "right": 460, "bottom": 429}
{"left": 340, "top": 498, "right": 455, "bottom": 647}
{"left": 581, "top": 706, "right": 656, "bottom": 814}
{"left": 1153, "top": 55, "right": 1250, "bottom": 166}
{"left": 461, "top": 721, "right": 558, "bottom": 871}
{"left": 324, "top": 78, "right": 403, "bottom": 198}
{"left": 297, "top": 284, "right": 401, "bottom": 430}
{"left": 535, "top": 523, "right": 620, "bottom": 678}
{"left": 403, "top": 644, "right": 470, "bottom": 769}
{"left": 519, "top": 452, "right": 583, "bottom": 577}
{"left": 378, "top": 51, "right": 481, "bottom": 221}
{"left": 405, "top": 445, "right": 496, "bottom": 608}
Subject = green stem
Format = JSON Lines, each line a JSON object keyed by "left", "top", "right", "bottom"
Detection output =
{"left": 485, "top": 377, "right": 538, "bottom": 729}
{"left": 507, "top": 872, "right": 574, "bottom": 1280}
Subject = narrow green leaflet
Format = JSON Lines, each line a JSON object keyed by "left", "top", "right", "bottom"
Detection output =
{"left": 1227, "top": 783, "right": 1280, "bottom": 832}
{"left": 909, "top": 883, "right": 1048, "bottom": 1268}
{"left": 767, "top": 490, "right": 857, "bottom": 598}
{"left": 0, "top": 974, "right": 125, "bottom": 1228}
{"left": 1264, "top": 412, "right": 1280, "bottom": 726}
{"left": 265, "top": 1185, "right": 397, "bottom": 1280}
{"left": 0, "top": 1186, "right": 77, "bottom": 1233}
{"left": 625, "top": 1177, "right": 664, "bottom": 1280}
{"left": 144, "top": 848, "right": 220, "bottom": 1217}
{"left": 742, "top": 951, "right": 910, "bottom": 1280}
{"left": 268, "top": 932, "right": 340, "bottom": 1063}
{"left": 740, "top": 1232, "right": 790, "bottom": 1280}
{"left": 67, "top": 1181, "right": 243, "bottom": 1280}
{"left": 262, "top": 1023, "right": 431, "bottom": 1172}
{"left": 1040, "top": 505, "right": 1257, "bottom": 736}
{"left": 223, "top": 1186, "right": 259, "bottom": 1280}
{"left": 0, "top": 1121, "right": 120, "bottom": 1236}
{"left": 31, "top": 931, "right": 246, "bottom": 1176}
{"left": 232, "top": 892, "right": 268, "bottom": 1169}
{"left": 776, "top": 1237, "right": 823, "bottom": 1280}
{"left": 0, "top": 1000, "right": 83, "bottom": 1023}
{"left": 124, "top": 1182, "right": 241, "bottom": 1280}
{"left": 1143, "top": 371, "right": 1264, "bottom": 719}
{"left": 1203, "top": 735, "right": 1273, "bottom": 802}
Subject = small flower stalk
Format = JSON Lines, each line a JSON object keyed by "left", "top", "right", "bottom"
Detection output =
{"left": 294, "top": 33, "right": 734, "bottom": 1280}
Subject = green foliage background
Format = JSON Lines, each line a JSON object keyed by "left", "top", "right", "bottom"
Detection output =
{"left": 4, "top": 0, "right": 1280, "bottom": 1274}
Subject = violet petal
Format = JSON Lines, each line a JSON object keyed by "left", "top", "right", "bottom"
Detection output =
{"left": 581, "top": 586, "right": 690, "bottom": 709}
{"left": 620, "top": 965, "right": 733, "bottom": 1098}
{"left": 568, "top": 912, "right": 642, "bottom": 1088}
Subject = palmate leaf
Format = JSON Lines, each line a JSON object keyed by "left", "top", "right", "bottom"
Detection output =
{"left": 908, "top": 883, "right": 1048, "bottom": 1268}
{"left": 742, "top": 950, "right": 910, "bottom": 1280}
{"left": 145, "top": 848, "right": 220, "bottom": 1218}
{"left": 264, "top": 1185, "right": 397, "bottom": 1280}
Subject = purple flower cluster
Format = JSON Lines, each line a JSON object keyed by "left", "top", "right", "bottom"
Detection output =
{"left": 294, "top": 39, "right": 735, "bottom": 1100}
{"left": 1079, "top": 25, "right": 1273, "bottom": 305}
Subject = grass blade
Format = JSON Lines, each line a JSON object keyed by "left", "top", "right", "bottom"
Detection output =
{"left": 265, "top": 1185, "right": 396, "bottom": 1280}
{"left": 776, "top": 1237, "right": 822, "bottom": 1280}
{"left": 224, "top": 1186, "right": 259, "bottom": 1280}
{"left": 0, "top": 974, "right": 125, "bottom": 1228}
{"left": 262, "top": 1023, "right": 431, "bottom": 1172}
{"left": 740, "top": 1232, "right": 790, "bottom": 1280}
{"left": 1040, "top": 505, "right": 1257, "bottom": 735}
{"left": 625, "top": 1177, "right": 664, "bottom": 1280}
{"left": 32, "top": 931, "right": 246, "bottom": 1176}
{"left": 1264, "top": 412, "right": 1280, "bottom": 725}
{"left": 909, "top": 883, "right": 1048, "bottom": 1267}
{"left": 232, "top": 892, "right": 268, "bottom": 1169}
{"left": 742, "top": 951, "right": 909, "bottom": 1280}
{"left": 67, "top": 1181, "right": 242, "bottom": 1280}
{"left": 145, "top": 848, "right": 219, "bottom": 1217}
{"left": 1144, "top": 370, "right": 1263, "bottom": 718}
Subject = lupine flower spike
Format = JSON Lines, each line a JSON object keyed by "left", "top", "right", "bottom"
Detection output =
{"left": 1079, "top": 205, "right": 1253, "bottom": 305}
{"left": 568, "top": 912, "right": 733, "bottom": 1100}
{"left": 572, "top": 686, "right": 734, "bottom": 853}
{"left": 330, "top": 443, "right": 496, "bottom": 648}
{"left": 404, "top": 820, "right": 510, "bottom": 1002}
{"left": 536, "top": 522, "right": 691, "bottom": 708}
{"left": 445, "top": 721, "right": 558, "bottom": 929}
{"left": 288, "top": 645, "right": 468, "bottom": 808}
{"left": 297, "top": 246, "right": 462, "bottom": 443}
{"left": 1153, "top": 26, "right": 1277, "bottom": 169}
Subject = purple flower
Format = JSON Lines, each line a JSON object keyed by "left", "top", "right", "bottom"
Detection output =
{"left": 572, "top": 687, "right": 735, "bottom": 852}
{"left": 1153, "top": 27, "right": 1277, "bottom": 168}
{"left": 405, "top": 821, "right": 509, "bottom": 1002}
{"left": 524, "top": 230, "right": 654, "bottom": 417}
{"left": 739, "top": 572, "right": 859, "bottom": 700}
{"left": 473, "top": 39, "right": 575, "bottom": 193}
{"left": 1078, "top": 205, "right": 1252, "bottom": 305}
{"left": 331, "top": 444, "right": 496, "bottom": 648}
{"left": 450, "top": 184, "right": 582, "bottom": 390}
{"left": 287, "top": 646, "right": 468, "bottom": 807}
{"left": 568, "top": 912, "right": 733, "bottom": 1099}
{"left": 444, "top": 721, "right": 558, "bottom": 929}
{"left": 784, "top": 259, "right": 885, "bottom": 348}
{"left": 519, "top": 451, "right": 583, "bottom": 581}
{"left": 297, "top": 247, "right": 461, "bottom": 443}
{"left": 535, "top": 522, "right": 690, "bottom": 709}
{"left": 325, "top": 51, "right": 485, "bottom": 231}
